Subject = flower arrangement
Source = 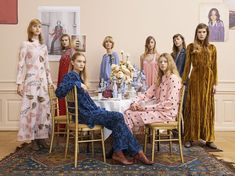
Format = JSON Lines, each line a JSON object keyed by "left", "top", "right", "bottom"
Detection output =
{"left": 110, "top": 51, "right": 135, "bottom": 86}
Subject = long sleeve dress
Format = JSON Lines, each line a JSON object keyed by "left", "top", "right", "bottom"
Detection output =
{"left": 124, "top": 74, "right": 181, "bottom": 133}
{"left": 16, "top": 41, "right": 53, "bottom": 141}
{"left": 55, "top": 71, "right": 141, "bottom": 154}
{"left": 57, "top": 48, "right": 75, "bottom": 115}
{"left": 99, "top": 52, "right": 119, "bottom": 82}
{"left": 182, "top": 43, "right": 217, "bottom": 142}
{"left": 140, "top": 53, "right": 160, "bottom": 87}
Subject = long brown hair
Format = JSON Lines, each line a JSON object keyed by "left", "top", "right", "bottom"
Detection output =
{"left": 155, "top": 53, "right": 180, "bottom": 87}
{"left": 144, "top": 36, "right": 158, "bottom": 57}
{"left": 171, "top": 34, "right": 186, "bottom": 59}
{"left": 70, "top": 52, "right": 88, "bottom": 86}
{"left": 27, "top": 19, "right": 43, "bottom": 44}
{"left": 193, "top": 23, "right": 210, "bottom": 53}
{"left": 60, "top": 34, "right": 72, "bottom": 51}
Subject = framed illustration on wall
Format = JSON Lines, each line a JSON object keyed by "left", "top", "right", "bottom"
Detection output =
{"left": 200, "top": 3, "right": 229, "bottom": 42}
{"left": 0, "top": 0, "right": 18, "bottom": 24}
{"left": 224, "top": 0, "right": 235, "bottom": 30}
{"left": 38, "top": 6, "right": 80, "bottom": 61}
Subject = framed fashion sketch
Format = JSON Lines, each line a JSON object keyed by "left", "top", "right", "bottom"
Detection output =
{"left": 38, "top": 6, "right": 80, "bottom": 61}
{"left": 71, "top": 35, "right": 86, "bottom": 52}
{"left": 224, "top": 0, "right": 235, "bottom": 30}
{"left": 200, "top": 3, "right": 229, "bottom": 42}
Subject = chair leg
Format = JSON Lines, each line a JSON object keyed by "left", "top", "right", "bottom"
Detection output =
{"left": 168, "top": 130, "right": 172, "bottom": 154}
{"left": 49, "top": 119, "right": 55, "bottom": 153}
{"left": 144, "top": 126, "right": 148, "bottom": 154}
{"left": 101, "top": 128, "right": 106, "bottom": 163}
{"left": 91, "top": 131, "right": 94, "bottom": 157}
{"left": 178, "top": 128, "right": 184, "bottom": 163}
{"left": 74, "top": 129, "right": 78, "bottom": 168}
{"left": 151, "top": 128, "right": 156, "bottom": 162}
{"left": 64, "top": 128, "right": 70, "bottom": 158}
{"left": 157, "top": 130, "right": 160, "bottom": 151}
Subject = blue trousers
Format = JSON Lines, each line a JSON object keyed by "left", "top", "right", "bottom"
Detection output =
{"left": 90, "top": 111, "right": 141, "bottom": 155}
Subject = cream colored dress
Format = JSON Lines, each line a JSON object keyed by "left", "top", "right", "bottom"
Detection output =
{"left": 16, "top": 41, "right": 52, "bottom": 141}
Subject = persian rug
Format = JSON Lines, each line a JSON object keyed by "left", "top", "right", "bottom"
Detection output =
{"left": 0, "top": 137, "right": 234, "bottom": 176}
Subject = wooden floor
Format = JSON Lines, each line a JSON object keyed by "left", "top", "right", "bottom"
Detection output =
{"left": 0, "top": 131, "right": 235, "bottom": 167}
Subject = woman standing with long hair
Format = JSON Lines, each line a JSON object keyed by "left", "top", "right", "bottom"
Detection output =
{"left": 16, "top": 19, "right": 53, "bottom": 150}
{"left": 182, "top": 23, "right": 218, "bottom": 149}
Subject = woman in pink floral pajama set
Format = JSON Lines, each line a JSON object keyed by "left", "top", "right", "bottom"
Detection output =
{"left": 124, "top": 53, "right": 182, "bottom": 133}
{"left": 16, "top": 19, "right": 53, "bottom": 150}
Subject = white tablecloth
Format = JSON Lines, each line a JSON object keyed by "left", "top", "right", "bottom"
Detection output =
{"left": 92, "top": 97, "right": 132, "bottom": 140}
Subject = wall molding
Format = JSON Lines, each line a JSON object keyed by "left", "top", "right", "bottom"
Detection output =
{"left": 0, "top": 80, "right": 235, "bottom": 131}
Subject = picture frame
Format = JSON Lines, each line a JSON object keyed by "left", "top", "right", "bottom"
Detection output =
{"left": 71, "top": 35, "right": 86, "bottom": 52}
{"left": 200, "top": 3, "right": 229, "bottom": 42}
{"left": 38, "top": 6, "right": 80, "bottom": 61}
{"left": 0, "top": 0, "right": 18, "bottom": 24}
{"left": 224, "top": 0, "right": 235, "bottom": 30}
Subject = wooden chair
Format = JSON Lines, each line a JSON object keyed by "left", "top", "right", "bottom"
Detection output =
{"left": 144, "top": 85, "right": 185, "bottom": 163}
{"left": 48, "top": 85, "right": 67, "bottom": 153}
{"left": 64, "top": 85, "right": 106, "bottom": 167}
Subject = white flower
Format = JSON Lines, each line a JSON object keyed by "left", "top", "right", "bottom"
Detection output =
{"left": 120, "top": 50, "right": 124, "bottom": 55}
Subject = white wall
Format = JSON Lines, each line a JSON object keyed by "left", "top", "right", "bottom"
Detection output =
{"left": 0, "top": 0, "right": 235, "bottom": 131}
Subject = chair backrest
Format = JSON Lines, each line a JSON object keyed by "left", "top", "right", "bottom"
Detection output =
{"left": 176, "top": 85, "right": 186, "bottom": 128}
{"left": 48, "top": 85, "right": 60, "bottom": 118}
{"left": 65, "top": 85, "right": 79, "bottom": 125}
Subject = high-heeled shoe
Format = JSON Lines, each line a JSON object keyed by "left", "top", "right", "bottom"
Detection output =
{"left": 31, "top": 140, "right": 40, "bottom": 151}
{"left": 112, "top": 151, "right": 133, "bottom": 165}
{"left": 37, "top": 139, "right": 50, "bottom": 149}
{"left": 134, "top": 151, "right": 154, "bottom": 165}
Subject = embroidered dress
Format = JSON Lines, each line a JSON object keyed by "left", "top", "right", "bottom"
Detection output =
{"left": 56, "top": 71, "right": 141, "bottom": 154}
{"left": 16, "top": 41, "right": 53, "bottom": 141}
{"left": 124, "top": 74, "right": 181, "bottom": 133}
{"left": 99, "top": 52, "right": 119, "bottom": 82}
{"left": 57, "top": 48, "right": 75, "bottom": 115}
{"left": 141, "top": 53, "right": 159, "bottom": 87}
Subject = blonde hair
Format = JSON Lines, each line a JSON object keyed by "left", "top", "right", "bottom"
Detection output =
{"left": 70, "top": 52, "right": 88, "bottom": 86}
{"left": 27, "top": 19, "right": 43, "bottom": 44}
{"left": 155, "top": 53, "right": 180, "bottom": 86}
{"left": 102, "top": 36, "right": 114, "bottom": 49}
{"left": 60, "top": 34, "right": 72, "bottom": 50}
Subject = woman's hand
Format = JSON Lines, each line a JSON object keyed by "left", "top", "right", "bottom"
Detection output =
{"left": 81, "top": 83, "right": 88, "bottom": 92}
{"left": 17, "top": 84, "right": 23, "bottom": 97}
{"left": 213, "top": 85, "right": 217, "bottom": 94}
{"left": 136, "top": 105, "right": 145, "bottom": 111}
{"left": 130, "top": 103, "right": 139, "bottom": 111}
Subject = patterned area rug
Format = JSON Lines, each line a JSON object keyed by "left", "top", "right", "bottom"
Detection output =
{"left": 0, "top": 137, "right": 234, "bottom": 176}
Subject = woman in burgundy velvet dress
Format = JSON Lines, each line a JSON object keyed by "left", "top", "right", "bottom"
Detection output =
{"left": 57, "top": 34, "right": 75, "bottom": 115}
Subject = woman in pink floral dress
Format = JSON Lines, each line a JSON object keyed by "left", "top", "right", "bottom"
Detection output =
{"left": 124, "top": 53, "right": 181, "bottom": 133}
{"left": 16, "top": 19, "right": 53, "bottom": 150}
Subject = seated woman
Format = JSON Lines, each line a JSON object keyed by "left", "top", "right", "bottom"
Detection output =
{"left": 55, "top": 52, "right": 153, "bottom": 165}
{"left": 124, "top": 53, "right": 181, "bottom": 133}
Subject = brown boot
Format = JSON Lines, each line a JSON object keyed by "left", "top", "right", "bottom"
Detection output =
{"left": 134, "top": 151, "right": 154, "bottom": 165}
{"left": 37, "top": 139, "right": 50, "bottom": 149}
{"left": 112, "top": 151, "right": 133, "bottom": 165}
{"left": 31, "top": 140, "right": 40, "bottom": 151}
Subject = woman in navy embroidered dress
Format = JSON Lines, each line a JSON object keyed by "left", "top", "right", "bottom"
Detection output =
{"left": 56, "top": 52, "right": 153, "bottom": 165}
